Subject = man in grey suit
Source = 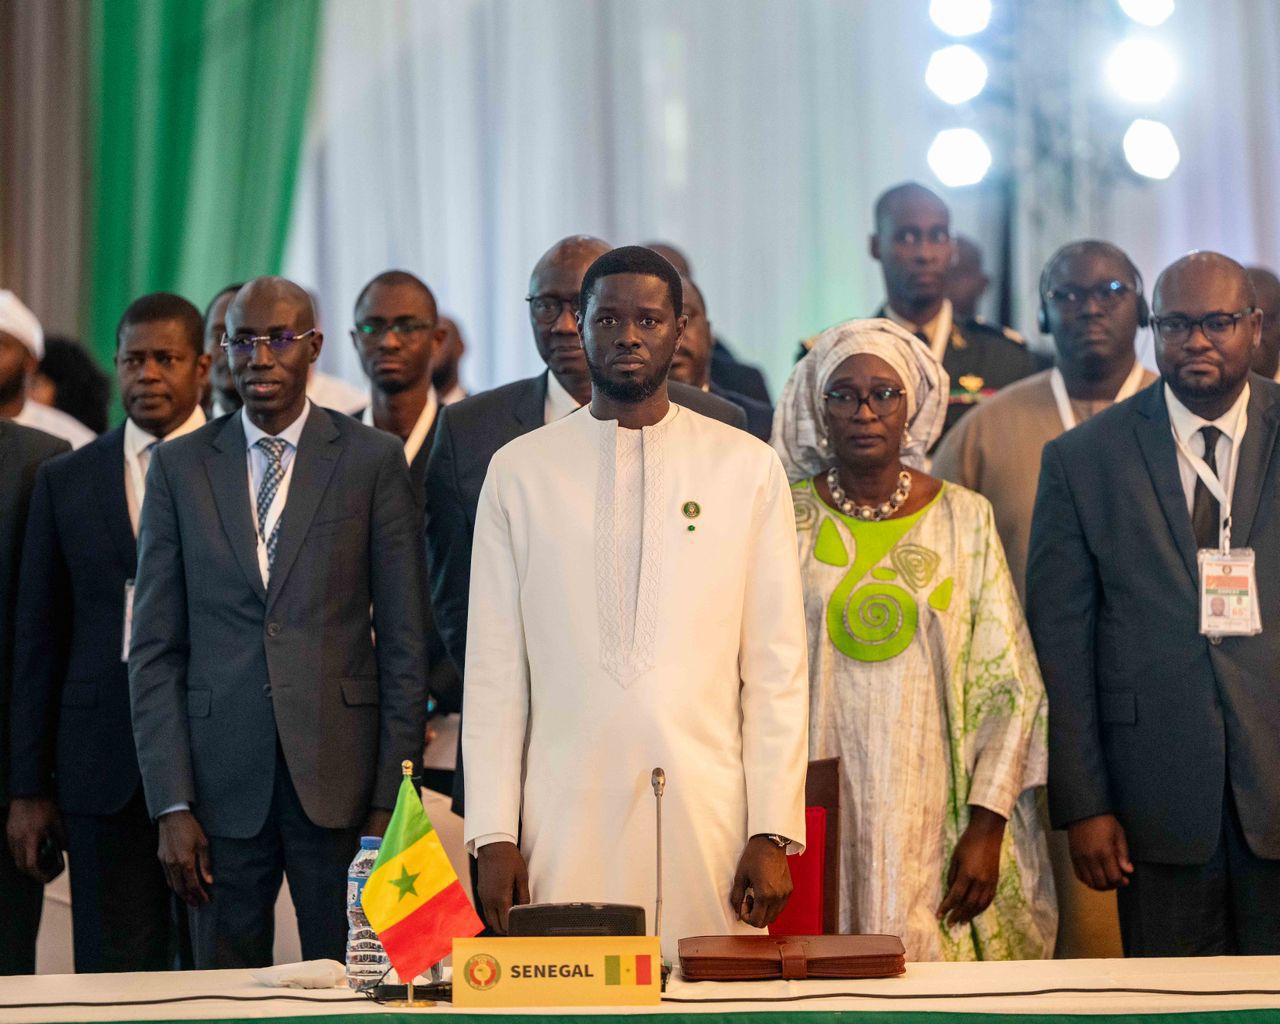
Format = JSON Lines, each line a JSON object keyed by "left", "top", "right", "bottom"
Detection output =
{"left": 129, "top": 277, "right": 426, "bottom": 968}
{"left": 1028, "top": 251, "right": 1280, "bottom": 955}
{"left": 0, "top": 421, "right": 69, "bottom": 973}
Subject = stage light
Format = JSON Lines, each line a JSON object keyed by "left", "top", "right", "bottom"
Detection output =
{"left": 927, "top": 128, "right": 992, "bottom": 187}
{"left": 925, "top": 45, "right": 989, "bottom": 105}
{"left": 928, "top": 0, "right": 992, "bottom": 37}
{"left": 1117, "top": 0, "right": 1174, "bottom": 27}
{"left": 1123, "top": 118, "right": 1180, "bottom": 179}
{"left": 1106, "top": 38, "right": 1176, "bottom": 103}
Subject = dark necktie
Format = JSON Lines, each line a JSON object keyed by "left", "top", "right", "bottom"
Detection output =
{"left": 1191, "top": 425, "right": 1222, "bottom": 550}
{"left": 255, "top": 437, "right": 288, "bottom": 570}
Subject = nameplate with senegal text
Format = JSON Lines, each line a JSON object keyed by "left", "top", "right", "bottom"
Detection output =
{"left": 451, "top": 936, "right": 662, "bottom": 1008}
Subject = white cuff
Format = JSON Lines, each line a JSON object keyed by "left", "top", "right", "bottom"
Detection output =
{"left": 466, "top": 832, "right": 518, "bottom": 857}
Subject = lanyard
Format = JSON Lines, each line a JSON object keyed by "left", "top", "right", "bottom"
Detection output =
{"left": 1169, "top": 393, "right": 1248, "bottom": 553}
{"left": 926, "top": 301, "right": 953, "bottom": 363}
{"left": 1048, "top": 359, "right": 1147, "bottom": 434}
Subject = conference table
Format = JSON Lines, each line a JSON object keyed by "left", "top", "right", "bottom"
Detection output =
{"left": 1, "top": 957, "right": 1279, "bottom": 1024}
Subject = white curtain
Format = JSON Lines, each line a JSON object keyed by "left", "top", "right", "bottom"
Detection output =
{"left": 285, "top": 0, "right": 1280, "bottom": 396}
{"left": 1010, "top": 0, "right": 1280, "bottom": 368}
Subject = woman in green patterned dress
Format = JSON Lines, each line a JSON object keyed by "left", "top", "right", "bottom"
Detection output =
{"left": 773, "top": 318, "right": 1056, "bottom": 960}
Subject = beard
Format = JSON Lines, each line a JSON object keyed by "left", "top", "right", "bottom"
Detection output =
{"left": 585, "top": 349, "right": 674, "bottom": 404}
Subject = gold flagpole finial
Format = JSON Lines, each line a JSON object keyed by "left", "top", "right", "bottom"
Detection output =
{"left": 401, "top": 759, "right": 414, "bottom": 777}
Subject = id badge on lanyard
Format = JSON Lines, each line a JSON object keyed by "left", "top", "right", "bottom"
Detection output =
{"left": 1177, "top": 421, "right": 1262, "bottom": 638}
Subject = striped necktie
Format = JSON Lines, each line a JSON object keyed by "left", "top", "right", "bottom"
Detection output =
{"left": 255, "top": 437, "right": 288, "bottom": 569}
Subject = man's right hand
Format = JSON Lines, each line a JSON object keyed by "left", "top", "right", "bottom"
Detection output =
{"left": 1067, "top": 813, "right": 1134, "bottom": 890}
{"left": 6, "top": 798, "right": 65, "bottom": 883}
{"left": 476, "top": 841, "right": 530, "bottom": 934}
{"left": 158, "top": 809, "right": 213, "bottom": 906}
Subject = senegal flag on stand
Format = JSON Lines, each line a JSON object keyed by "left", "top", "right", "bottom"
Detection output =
{"left": 361, "top": 772, "right": 483, "bottom": 980}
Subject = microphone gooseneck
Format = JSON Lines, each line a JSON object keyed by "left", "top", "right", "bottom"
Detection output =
{"left": 651, "top": 767, "right": 665, "bottom": 942}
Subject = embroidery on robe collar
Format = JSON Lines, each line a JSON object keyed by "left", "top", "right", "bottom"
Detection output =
{"left": 593, "top": 412, "right": 672, "bottom": 686}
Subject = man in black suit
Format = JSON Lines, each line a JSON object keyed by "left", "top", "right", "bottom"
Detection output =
{"left": 669, "top": 275, "right": 773, "bottom": 441}
{"left": 1028, "top": 251, "right": 1280, "bottom": 955}
{"left": 644, "top": 241, "right": 771, "bottom": 404}
{"left": 426, "top": 236, "right": 745, "bottom": 823}
{"left": 351, "top": 269, "right": 460, "bottom": 789}
{"left": 8, "top": 294, "right": 209, "bottom": 972}
{"left": 0, "top": 421, "right": 68, "bottom": 974}
{"left": 128, "top": 277, "right": 426, "bottom": 968}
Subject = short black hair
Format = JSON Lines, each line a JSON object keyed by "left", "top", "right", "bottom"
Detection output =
{"left": 580, "top": 246, "right": 682, "bottom": 318}
{"left": 38, "top": 336, "right": 110, "bottom": 434}
{"left": 204, "top": 282, "right": 244, "bottom": 320}
{"left": 353, "top": 270, "right": 436, "bottom": 319}
{"left": 873, "top": 181, "right": 947, "bottom": 234}
{"left": 1040, "top": 240, "right": 1142, "bottom": 296}
{"left": 116, "top": 292, "right": 204, "bottom": 356}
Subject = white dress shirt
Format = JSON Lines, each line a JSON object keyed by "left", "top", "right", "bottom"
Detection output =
{"left": 1164, "top": 382, "right": 1250, "bottom": 517}
{"left": 123, "top": 406, "right": 206, "bottom": 536}
{"left": 886, "top": 298, "right": 954, "bottom": 363}
{"left": 243, "top": 400, "right": 311, "bottom": 587}
{"left": 306, "top": 369, "right": 367, "bottom": 415}
{"left": 14, "top": 399, "right": 96, "bottom": 449}
{"left": 543, "top": 370, "right": 582, "bottom": 425}
{"left": 361, "top": 388, "right": 437, "bottom": 466}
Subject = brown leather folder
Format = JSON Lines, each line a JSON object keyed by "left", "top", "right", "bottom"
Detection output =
{"left": 678, "top": 934, "right": 906, "bottom": 982}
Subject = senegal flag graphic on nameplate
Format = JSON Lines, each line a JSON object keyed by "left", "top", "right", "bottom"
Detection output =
{"left": 605, "top": 954, "right": 653, "bottom": 986}
{"left": 361, "top": 775, "right": 483, "bottom": 981}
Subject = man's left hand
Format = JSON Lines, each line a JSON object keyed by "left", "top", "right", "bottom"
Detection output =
{"left": 361, "top": 809, "right": 393, "bottom": 838}
{"left": 937, "top": 806, "right": 1005, "bottom": 927}
{"left": 729, "top": 835, "right": 792, "bottom": 929}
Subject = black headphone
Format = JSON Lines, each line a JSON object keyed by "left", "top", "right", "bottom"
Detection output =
{"left": 1038, "top": 242, "right": 1150, "bottom": 333}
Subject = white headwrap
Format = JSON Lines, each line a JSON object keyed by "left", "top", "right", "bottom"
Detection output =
{"left": 771, "top": 317, "right": 948, "bottom": 482}
{"left": 0, "top": 291, "right": 44, "bottom": 360}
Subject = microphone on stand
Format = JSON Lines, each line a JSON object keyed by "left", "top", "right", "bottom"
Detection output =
{"left": 650, "top": 768, "right": 665, "bottom": 939}
{"left": 651, "top": 767, "right": 668, "bottom": 986}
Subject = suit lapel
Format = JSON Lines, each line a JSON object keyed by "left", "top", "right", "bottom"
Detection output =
{"left": 206, "top": 414, "right": 266, "bottom": 603}
{"left": 1227, "top": 378, "right": 1280, "bottom": 548}
{"left": 265, "top": 406, "right": 341, "bottom": 611}
{"left": 513, "top": 374, "right": 549, "bottom": 429}
{"left": 93, "top": 427, "right": 137, "bottom": 571}
{"left": 1133, "top": 384, "right": 1199, "bottom": 583}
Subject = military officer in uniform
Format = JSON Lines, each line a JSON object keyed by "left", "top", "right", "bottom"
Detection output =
{"left": 868, "top": 183, "right": 1047, "bottom": 437}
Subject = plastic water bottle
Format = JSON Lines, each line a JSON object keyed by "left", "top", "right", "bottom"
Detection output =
{"left": 346, "top": 836, "right": 391, "bottom": 987}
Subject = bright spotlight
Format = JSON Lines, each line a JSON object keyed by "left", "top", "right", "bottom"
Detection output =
{"left": 1106, "top": 38, "right": 1176, "bottom": 103}
{"left": 1123, "top": 118, "right": 1180, "bottom": 180}
{"left": 926, "top": 45, "right": 989, "bottom": 105}
{"left": 929, "top": 0, "right": 992, "bottom": 37}
{"left": 927, "top": 128, "right": 993, "bottom": 187}
{"left": 1117, "top": 0, "right": 1174, "bottom": 27}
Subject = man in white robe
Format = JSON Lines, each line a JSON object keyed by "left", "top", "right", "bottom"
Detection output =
{"left": 463, "top": 246, "right": 808, "bottom": 958}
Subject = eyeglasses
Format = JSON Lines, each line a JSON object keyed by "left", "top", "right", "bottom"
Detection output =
{"left": 354, "top": 320, "right": 435, "bottom": 344}
{"left": 1151, "top": 308, "right": 1256, "bottom": 344}
{"left": 526, "top": 295, "right": 579, "bottom": 324}
{"left": 1046, "top": 280, "right": 1133, "bottom": 309}
{"left": 220, "top": 329, "right": 317, "bottom": 359}
{"left": 823, "top": 386, "right": 905, "bottom": 418}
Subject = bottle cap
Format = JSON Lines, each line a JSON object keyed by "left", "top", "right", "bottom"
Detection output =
{"left": 359, "top": 836, "right": 382, "bottom": 850}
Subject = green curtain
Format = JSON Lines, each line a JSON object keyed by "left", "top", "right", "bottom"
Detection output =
{"left": 85, "top": 0, "right": 319, "bottom": 377}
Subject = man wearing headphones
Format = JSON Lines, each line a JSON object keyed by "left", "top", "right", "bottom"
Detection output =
{"left": 933, "top": 239, "right": 1156, "bottom": 959}
{"left": 934, "top": 240, "right": 1156, "bottom": 607}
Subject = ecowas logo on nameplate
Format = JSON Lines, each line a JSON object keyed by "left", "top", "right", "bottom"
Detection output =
{"left": 452, "top": 936, "right": 662, "bottom": 1008}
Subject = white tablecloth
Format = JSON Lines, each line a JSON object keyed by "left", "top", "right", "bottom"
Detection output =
{"left": 0, "top": 956, "right": 1277, "bottom": 1021}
